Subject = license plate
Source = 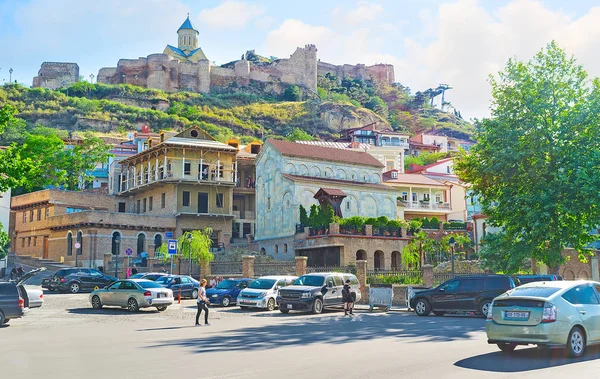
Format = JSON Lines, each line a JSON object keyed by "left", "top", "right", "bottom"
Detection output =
{"left": 241, "top": 300, "right": 252, "bottom": 304}
{"left": 505, "top": 311, "right": 529, "bottom": 319}
{"left": 287, "top": 304, "right": 293, "bottom": 309}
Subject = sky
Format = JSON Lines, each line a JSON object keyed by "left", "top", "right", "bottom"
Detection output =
{"left": 1, "top": 0, "right": 600, "bottom": 120}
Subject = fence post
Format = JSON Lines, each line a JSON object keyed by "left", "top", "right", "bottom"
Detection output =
{"left": 242, "top": 255, "right": 255, "bottom": 278}
{"left": 401, "top": 226, "right": 407, "bottom": 238}
{"left": 423, "top": 264, "right": 433, "bottom": 287}
{"left": 201, "top": 260, "right": 211, "bottom": 280}
{"left": 295, "top": 256, "right": 308, "bottom": 276}
{"left": 356, "top": 260, "right": 368, "bottom": 303}
{"left": 304, "top": 227, "right": 310, "bottom": 238}
{"left": 329, "top": 222, "right": 339, "bottom": 235}
{"left": 365, "top": 225, "right": 373, "bottom": 236}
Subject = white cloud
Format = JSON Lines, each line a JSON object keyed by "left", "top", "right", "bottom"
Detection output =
{"left": 264, "top": 19, "right": 336, "bottom": 58}
{"left": 198, "top": 1, "right": 265, "bottom": 29}
{"left": 333, "top": 2, "right": 384, "bottom": 25}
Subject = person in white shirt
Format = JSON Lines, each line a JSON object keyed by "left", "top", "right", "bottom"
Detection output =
{"left": 195, "top": 279, "right": 210, "bottom": 326}
{"left": 210, "top": 277, "right": 217, "bottom": 288}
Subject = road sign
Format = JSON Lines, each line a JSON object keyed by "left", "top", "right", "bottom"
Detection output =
{"left": 167, "top": 239, "right": 177, "bottom": 255}
{"left": 74, "top": 242, "right": 81, "bottom": 249}
{"left": 166, "top": 232, "right": 173, "bottom": 238}
{"left": 125, "top": 248, "right": 133, "bottom": 256}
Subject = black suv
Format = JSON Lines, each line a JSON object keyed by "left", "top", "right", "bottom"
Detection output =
{"left": 410, "top": 275, "right": 516, "bottom": 317}
{"left": 45, "top": 268, "right": 117, "bottom": 293}
{"left": 0, "top": 268, "right": 44, "bottom": 325}
{"left": 278, "top": 273, "right": 361, "bottom": 314}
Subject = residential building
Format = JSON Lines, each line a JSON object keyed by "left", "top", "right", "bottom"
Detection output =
{"left": 117, "top": 126, "right": 237, "bottom": 245}
{"left": 10, "top": 189, "right": 174, "bottom": 267}
{"left": 447, "top": 136, "right": 475, "bottom": 152}
{"left": 255, "top": 139, "right": 398, "bottom": 260}
{"left": 340, "top": 123, "right": 410, "bottom": 150}
{"left": 409, "top": 132, "right": 448, "bottom": 153}
{"left": 0, "top": 189, "right": 10, "bottom": 233}
{"left": 229, "top": 140, "right": 262, "bottom": 242}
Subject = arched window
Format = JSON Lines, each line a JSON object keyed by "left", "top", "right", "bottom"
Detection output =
{"left": 391, "top": 251, "right": 401, "bottom": 270}
{"left": 76, "top": 231, "right": 83, "bottom": 256}
{"left": 374, "top": 251, "right": 384, "bottom": 270}
{"left": 260, "top": 247, "right": 266, "bottom": 255}
{"left": 111, "top": 232, "right": 121, "bottom": 255}
{"left": 154, "top": 234, "right": 162, "bottom": 257}
{"left": 137, "top": 234, "right": 146, "bottom": 256}
{"left": 284, "top": 243, "right": 288, "bottom": 253}
{"left": 274, "top": 245, "right": 278, "bottom": 254}
{"left": 67, "top": 232, "right": 73, "bottom": 256}
{"left": 356, "top": 250, "right": 366, "bottom": 261}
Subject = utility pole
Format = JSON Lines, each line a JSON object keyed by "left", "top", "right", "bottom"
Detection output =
{"left": 438, "top": 84, "right": 452, "bottom": 111}
{"left": 9, "top": 68, "right": 13, "bottom": 83}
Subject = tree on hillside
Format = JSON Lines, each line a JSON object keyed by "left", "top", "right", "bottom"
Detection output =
{"left": 283, "top": 85, "right": 302, "bottom": 101}
{"left": 455, "top": 41, "right": 600, "bottom": 270}
{"left": 0, "top": 105, "right": 26, "bottom": 142}
{"left": 286, "top": 128, "right": 314, "bottom": 142}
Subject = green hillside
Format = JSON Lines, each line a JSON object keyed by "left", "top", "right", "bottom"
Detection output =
{"left": 0, "top": 76, "right": 474, "bottom": 144}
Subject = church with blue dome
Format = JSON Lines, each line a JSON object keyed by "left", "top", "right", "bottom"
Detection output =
{"left": 162, "top": 15, "right": 208, "bottom": 63}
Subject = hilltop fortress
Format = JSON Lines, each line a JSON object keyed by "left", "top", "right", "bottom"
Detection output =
{"left": 33, "top": 16, "right": 395, "bottom": 94}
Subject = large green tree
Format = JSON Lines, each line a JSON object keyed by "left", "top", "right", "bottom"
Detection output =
{"left": 455, "top": 41, "right": 600, "bottom": 269}
{"left": 57, "top": 135, "right": 112, "bottom": 190}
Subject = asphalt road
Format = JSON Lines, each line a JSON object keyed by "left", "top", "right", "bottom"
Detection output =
{"left": 1, "top": 294, "right": 600, "bottom": 379}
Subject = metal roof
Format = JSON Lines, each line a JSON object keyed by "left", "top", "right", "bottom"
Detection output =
{"left": 178, "top": 16, "right": 197, "bottom": 32}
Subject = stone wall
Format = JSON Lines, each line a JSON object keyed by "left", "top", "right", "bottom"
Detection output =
{"left": 317, "top": 61, "right": 395, "bottom": 84}
{"left": 32, "top": 62, "right": 79, "bottom": 89}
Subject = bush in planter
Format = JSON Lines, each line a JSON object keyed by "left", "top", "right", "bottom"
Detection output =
{"left": 299, "top": 205, "right": 309, "bottom": 227}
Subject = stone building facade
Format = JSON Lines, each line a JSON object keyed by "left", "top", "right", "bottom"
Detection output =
{"left": 32, "top": 62, "right": 79, "bottom": 89}
{"left": 254, "top": 139, "right": 398, "bottom": 260}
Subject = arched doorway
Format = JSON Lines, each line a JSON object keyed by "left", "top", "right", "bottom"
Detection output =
{"left": 111, "top": 232, "right": 121, "bottom": 255}
{"left": 137, "top": 234, "right": 146, "bottom": 256}
{"left": 374, "top": 250, "right": 384, "bottom": 270}
{"left": 391, "top": 251, "right": 401, "bottom": 270}
{"left": 356, "top": 249, "right": 366, "bottom": 261}
{"left": 154, "top": 234, "right": 162, "bottom": 257}
{"left": 67, "top": 232, "right": 73, "bottom": 256}
{"left": 76, "top": 231, "right": 83, "bottom": 259}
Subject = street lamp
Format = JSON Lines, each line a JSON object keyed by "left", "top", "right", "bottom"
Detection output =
{"left": 114, "top": 236, "right": 121, "bottom": 278}
{"left": 187, "top": 233, "right": 193, "bottom": 276}
{"left": 449, "top": 236, "right": 456, "bottom": 278}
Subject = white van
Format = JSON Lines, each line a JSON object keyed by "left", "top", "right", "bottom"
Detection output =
{"left": 237, "top": 275, "right": 297, "bottom": 311}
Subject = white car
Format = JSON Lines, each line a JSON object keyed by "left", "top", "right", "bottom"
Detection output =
{"left": 237, "top": 276, "right": 297, "bottom": 311}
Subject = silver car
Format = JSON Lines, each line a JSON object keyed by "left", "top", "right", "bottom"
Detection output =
{"left": 89, "top": 279, "right": 173, "bottom": 312}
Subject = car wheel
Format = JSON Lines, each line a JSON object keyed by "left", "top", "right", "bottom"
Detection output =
{"left": 156, "top": 306, "right": 167, "bottom": 312}
{"left": 433, "top": 311, "right": 446, "bottom": 317}
{"left": 497, "top": 343, "right": 517, "bottom": 353}
{"left": 127, "top": 298, "right": 139, "bottom": 312}
{"left": 414, "top": 299, "right": 431, "bottom": 316}
{"left": 312, "top": 298, "right": 323, "bottom": 314}
{"left": 191, "top": 289, "right": 198, "bottom": 299}
{"left": 567, "top": 327, "right": 586, "bottom": 358}
{"left": 221, "top": 296, "right": 231, "bottom": 307}
{"left": 91, "top": 296, "right": 103, "bottom": 309}
{"left": 0, "top": 310, "right": 5, "bottom": 325}
{"left": 69, "top": 282, "right": 81, "bottom": 294}
{"left": 280, "top": 309, "right": 290, "bottom": 314}
{"left": 479, "top": 300, "right": 492, "bottom": 317}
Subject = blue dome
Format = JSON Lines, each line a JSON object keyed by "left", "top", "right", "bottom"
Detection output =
{"left": 178, "top": 16, "right": 197, "bottom": 32}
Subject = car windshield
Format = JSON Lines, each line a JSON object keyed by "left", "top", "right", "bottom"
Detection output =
{"left": 138, "top": 281, "right": 164, "bottom": 289}
{"left": 155, "top": 276, "right": 173, "bottom": 284}
{"left": 129, "top": 273, "right": 145, "bottom": 279}
{"left": 293, "top": 275, "right": 325, "bottom": 287}
{"left": 509, "top": 287, "right": 561, "bottom": 298}
{"left": 216, "top": 280, "right": 237, "bottom": 289}
{"left": 248, "top": 279, "right": 276, "bottom": 290}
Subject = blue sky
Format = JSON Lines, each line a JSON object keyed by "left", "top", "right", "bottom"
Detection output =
{"left": 1, "top": 0, "right": 600, "bottom": 119}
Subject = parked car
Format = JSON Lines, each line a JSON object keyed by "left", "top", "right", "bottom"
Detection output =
{"left": 206, "top": 278, "right": 253, "bottom": 307}
{"left": 278, "top": 273, "right": 361, "bottom": 314}
{"left": 42, "top": 267, "right": 80, "bottom": 291}
{"left": 89, "top": 279, "right": 174, "bottom": 312}
{"left": 410, "top": 275, "right": 517, "bottom": 317}
{"left": 128, "top": 272, "right": 166, "bottom": 281}
{"left": 0, "top": 267, "right": 45, "bottom": 324}
{"left": 51, "top": 269, "right": 118, "bottom": 294}
{"left": 516, "top": 275, "right": 563, "bottom": 285}
{"left": 155, "top": 275, "right": 200, "bottom": 299}
{"left": 487, "top": 280, "right": 600, "bottom": 357}
{"left": 237, "top": 276, "right": 296, "bottom": 311}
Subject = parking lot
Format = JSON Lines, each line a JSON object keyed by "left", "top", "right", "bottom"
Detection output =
{"left": 2, "top": 292, "right": 600, "bottom": 379}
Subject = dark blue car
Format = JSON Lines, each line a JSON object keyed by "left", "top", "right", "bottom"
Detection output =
{"left": 206, "top": 278, "right": 252, "bottom": 307}
{"left": 155, "top": 275, "right": 200, "bottom": 299}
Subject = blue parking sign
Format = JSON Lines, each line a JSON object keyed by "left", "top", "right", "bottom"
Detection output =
{"left": 167, "top": 239, "right": 177, "bottom": 255}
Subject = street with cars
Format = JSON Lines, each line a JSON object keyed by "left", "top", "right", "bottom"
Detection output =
{"left": 2, "top": 269, "right": 600, "bottom": 378}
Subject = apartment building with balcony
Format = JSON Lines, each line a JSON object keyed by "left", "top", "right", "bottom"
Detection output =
{"left": 117, "top": 126, "right": 237, "bottom": 245}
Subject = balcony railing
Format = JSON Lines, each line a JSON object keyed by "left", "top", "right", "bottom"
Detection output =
{"left": 397, "top": 200, "right": 451, "bottom": 211}
{"left": 119, "top": 167, "right": 236, "bottom": 192}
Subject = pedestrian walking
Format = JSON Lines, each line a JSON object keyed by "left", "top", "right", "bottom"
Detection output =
{"left": 131, "top": 265, "right": 138, "bottom": 275}
{"left": 16, "top": 266, "right": 24, "bottom": 281}
{"left": 195, "top": 279, "right": 210, "bottom": 326}
{"left": 210, "top": 277, "right": 217, "bottom": 288}
{"left": 10, "top": 267, "right": 17, "bottom": 281}
{"left": 342, "top": 279, "right": 354, "bottom": 316}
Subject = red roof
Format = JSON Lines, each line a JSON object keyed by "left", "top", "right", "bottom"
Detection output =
{"left": 268, "top": 139, "right": 384, "bottom": 168}
{"left": 314, "top": 188, "right": 348, "bottom": 197}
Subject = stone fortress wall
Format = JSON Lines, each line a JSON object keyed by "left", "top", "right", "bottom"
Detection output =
{"left": 35, "top": 46, "right": 395, "bottom": 94}
{"left": 32, "top": 62, "right": 79, "bottom": 90}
